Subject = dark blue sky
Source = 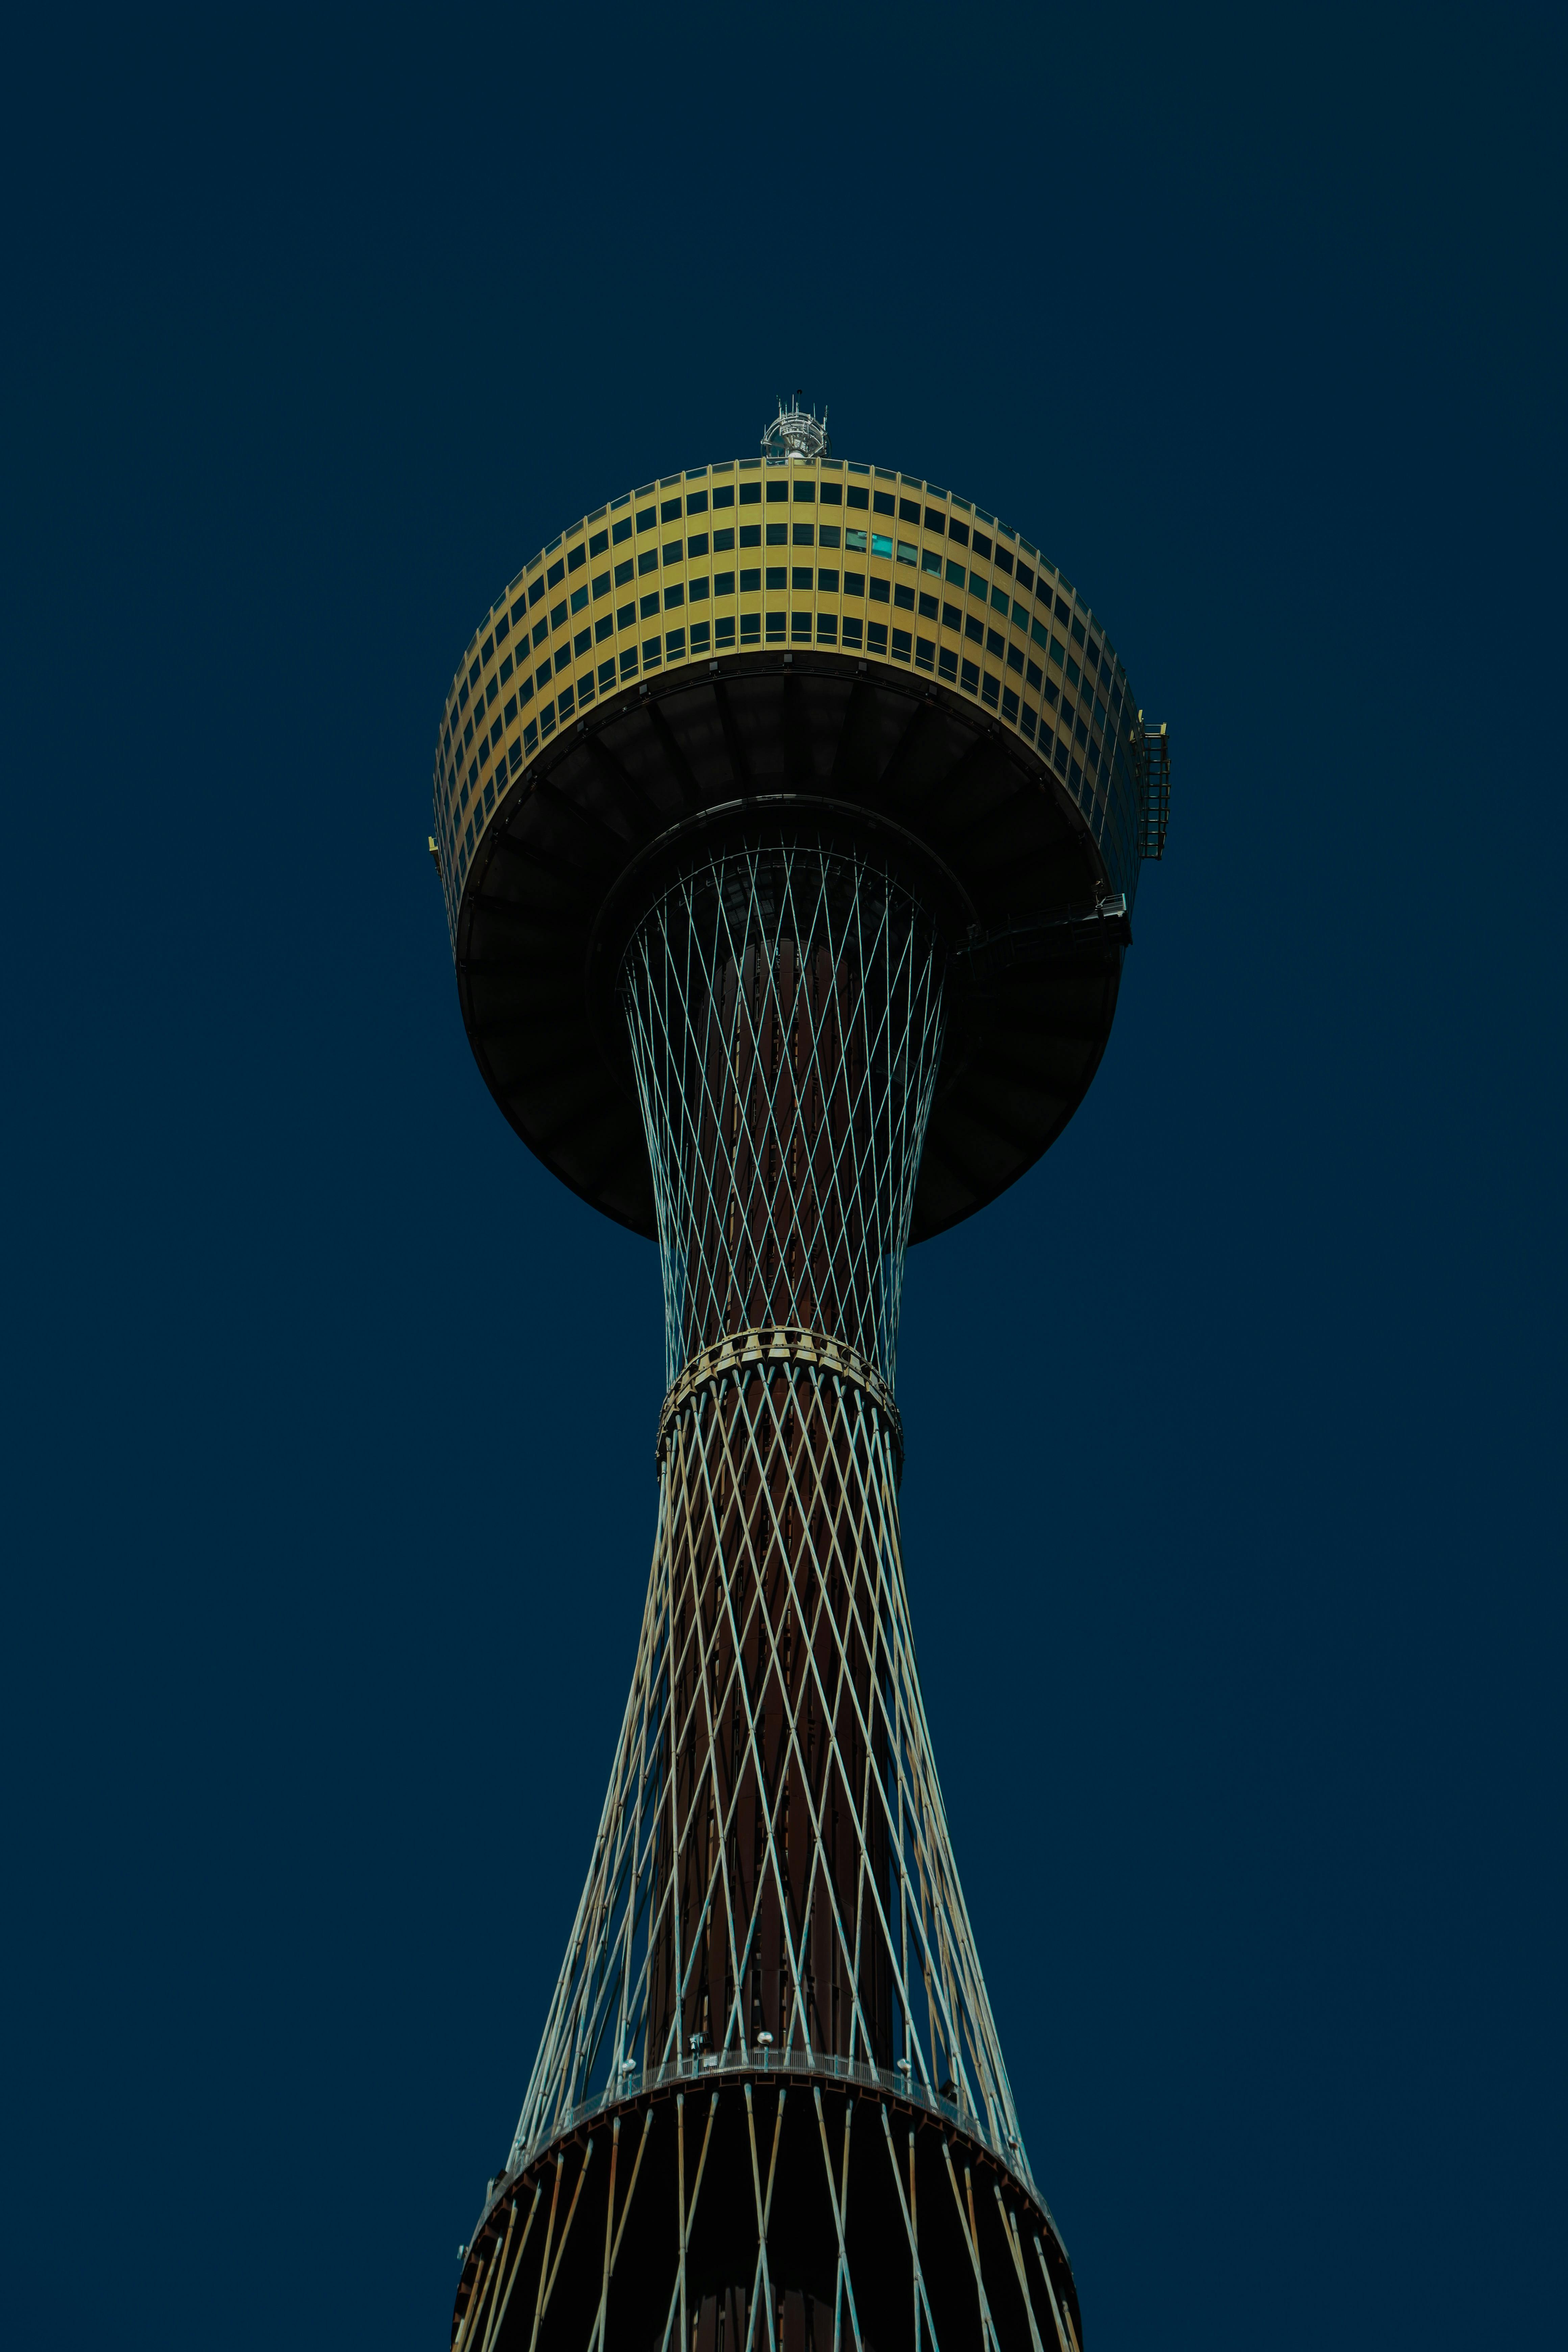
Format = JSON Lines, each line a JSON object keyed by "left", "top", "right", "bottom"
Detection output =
{"left": 2, "top": 7, "right": 1562, "bottom": 2350}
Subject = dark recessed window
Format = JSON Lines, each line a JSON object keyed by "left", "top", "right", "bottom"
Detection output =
{"left": 641, "top": 592, "right": 659, "bottom": 618}
{"left": 690, "top": 620, "right": 710, "bottom": 652}
{"left": 592, "top": 572, "right": 610, "bottom": 598}
{"left": 1020, "top": 703, "right": 1036, "bottom": 739}
{"left": 994, "top": 547, "right": 1013, "bottom": 575}
{"left": 715, "top": 614, "right": 736, "bottom": 644}
{"left": 638, "top": 549, "right": 657, "bottom": 576}
{"left": 791, "top": 565, "right": 812, "bottom": 590}
{"left": 666, "top": 628, "right": 685, "bottom": 656}
{"left": 986, "top": 628, "right": 1005, "bottom": 657}
{"left": 598, "top": 659, "right": 616, "bottom": 689}
{"left": 847, "top": 485, "right": 869, "bottom": 510}
{"left": 533, "top": 619, "right": 548, "bottom": 648}
{"left": 894, "top": 582, "right": 915, "bottom": 611}
{"left": 970, "top": 571, "right": 988, "bottom": 598}
{"left": 844, "top": 570, "right": 864, "bottom": 595}
{"left": 615, "top": 558, "right": 634, "bottom": 586}
{"left": 485, "top": 677, "right": 498, "bottom": 706}
{"left": 867, "top": 620, "right": 888, "bottom": 653}
{"left": 555, "top": 646, "right": 571, "bottom": 674}
{"left": 818, "top": 524, "right": 840, "bottom": 549}
{"left": 687, "top": 531, "right": 709, "bottom": 557}
{"left": 918, "top": 591, "right": 938, "bottom": 619}
{"left": 1007, "top": 644, "right": 1024, "bottom": 673}
{"left": 792, "top": 522, "right": 813, "bottom": 545}
{"left": 510, "top": 596, "right": 527, "bottom": 625}
{"left": 636, "top": 507, "right": 656, "bottom": 532}
{"left": 740, "top": 523, "right": 761, "bottom": 548}
{"left": 714, "top": 527, "right": 735, "bottom": 552}
{"left": 948, "top": 520, "right": 970, "bottom": 548}
{"left": 462, "top": 716, "right": 473, "bottom": 747}
{"left": 643, "top": 637, "right": 661, "bottom": 665}
{"left": 793, "top": 480, "right": 815, "bottom": 502}
{"left": 766, "top": 566, "right": 787, "bottom": 590}
{"left": 972, "top": 532, "right": 992, "bottom": 561}
{"left": 571, "top": 584, "right": 588, "bottom": 613}
{"left": 740, "top": 482, "right": 761, "bottom": 505}
{"left": 715, "top": 570, "right": 735, "bottom": 595}
{"left": 663, "top": 582, "right": 684, "bottom": 611}
{"left": 961, "top": 662, "right": 982, "bottom": 699}
{"left": 938, "top": 647, "right": 958, "bottom": 683}
{"left": 767, "top": 611, "right": 786, "bottom": 639}
{"left": 791, "top": 611, "right": 811, "bottom": 640}
{"left": 990, "top": 587, "right": 1009, "bottom": 616}
{"left": 818, "top": 568, "right": 839, "bottom": 592}
{"left": 842, "top": 614, "right": 863, "bottom": 647}
{"left": 870, "top": 576, "right": 890, "bottom": 604}
{"left": 924, "top": 507, "right": 946, "bottom": 532}
{"left": 713, "top": 485, "right": 735, "bottom": 509}
{"left": 817, "top": 614, "right": 837, "bottom": 641}
{"left": 568, "top": 544, "right": 586, "bottom": 572}
{"left": 589, "top": 529, "right": 609, "bottom": 558}
{"left": 620, "top": 647, "right": 638, "bottom": 677}
{"left": 1071, "top": 618, "right": 1086, "bottom": 646}
{"left": 468, "top": 659, "right": 481, "bottom": 686}
{"left": 529, "top": 577, "right": 546, "bottom": 606}
{"left": 663, "top": 540, "right": 682, "bottom": 565}
{"left": 499, "top": 652, "right": 513, "bottom": 682}
{"left": 766, "top": 521, "right": 787, "bottom": 545}
{"left": 536, "top": 662, "right": 552, "bottom": 691}
{"left": 558, "top": 683, "right": 575, "bottom": 718}
{"left": 686, "top": 491, "right": 708, "bottom": 515}
{"left": 766, "top": 480, "right": 788, "bottom": 503}
{"left": 574, "top": 627, "right": 591, "bottom": 655}
{"left": 740, "top": 611, "right": 762, "bottom": 640}
{"left": 965, "top": 616, "right": 983, "bottom": 644}
{"left": 596, "top": 615, "right": 614, "bottom": 642}
{"left": 740, "top": 567, "right": 761, "bottom": 592}
{"left": 820, "top": 482, "right": 842, "bottom": 505}
{"left": 873, "top": 491, "right": 895, "bottom": 516}
{"left": 942, "top": 602, "right": 961, "bottom": 631}
{"left": 914, "top": 635, "right": 934, "bottom": 671}
{"left": 481, "top": 634, "right": 495, "bottom": 662}
{"left": 898, "top": 498, "right": 920, "bottom": 522}
{"left": 689, "top": 575, "right": 710, "bottom": 600}
{"left": 1015, "top": 561, "right": 1034, "bottom": 591}
{"left": 612, "top": 517, "right": 632, "bottom": 545}
{"left": 547, "top": 559, "right": 565, "bottom": 588}
{"left": 1026, "top": 658, "right": 1043, "bottom": 689}
{"left": 617, "top": 602, "right": 635, "bottom": 630}
{"left": 661, "top": 497, "right": 681, "bottom": 522}
{"left": 1055, "top": 594, "right": 1071, "bottom": 622}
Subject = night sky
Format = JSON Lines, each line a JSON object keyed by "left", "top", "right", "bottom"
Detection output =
{"left": 3, "top": 8, "right": 1563, "bottom": 2351}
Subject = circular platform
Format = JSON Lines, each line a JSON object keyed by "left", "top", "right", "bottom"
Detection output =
{"left": 431, "top": 458, "right": 1151, "bottom": 1241}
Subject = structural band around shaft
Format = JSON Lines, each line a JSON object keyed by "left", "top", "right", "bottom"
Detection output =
{"left": 656, "top": 1325, "right": 904, "bottom": 1482}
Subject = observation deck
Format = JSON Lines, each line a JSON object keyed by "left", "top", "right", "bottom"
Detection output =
{"left": 429, "top": 454, "right": 1165, "bottom": 1241}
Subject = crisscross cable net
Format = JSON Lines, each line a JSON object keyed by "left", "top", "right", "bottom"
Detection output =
{"left": 507, "top": 842, "right": 1034, "bottom": 2197}
{"left": 622, "top": 842, "right": 945, "bottom": 1390}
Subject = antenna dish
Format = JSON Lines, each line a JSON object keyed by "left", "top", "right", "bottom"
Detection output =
{"left": 761, "top": 391, "right": 831, "bottom": 462}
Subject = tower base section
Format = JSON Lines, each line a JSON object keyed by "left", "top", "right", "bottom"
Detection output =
{"left": 452, "top": 2071, "right": 1083, "bottom": 2352}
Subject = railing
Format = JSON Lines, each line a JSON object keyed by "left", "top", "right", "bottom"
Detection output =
{"left": 497, "top": 2046, "right": 1034, "bottom": 2220}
